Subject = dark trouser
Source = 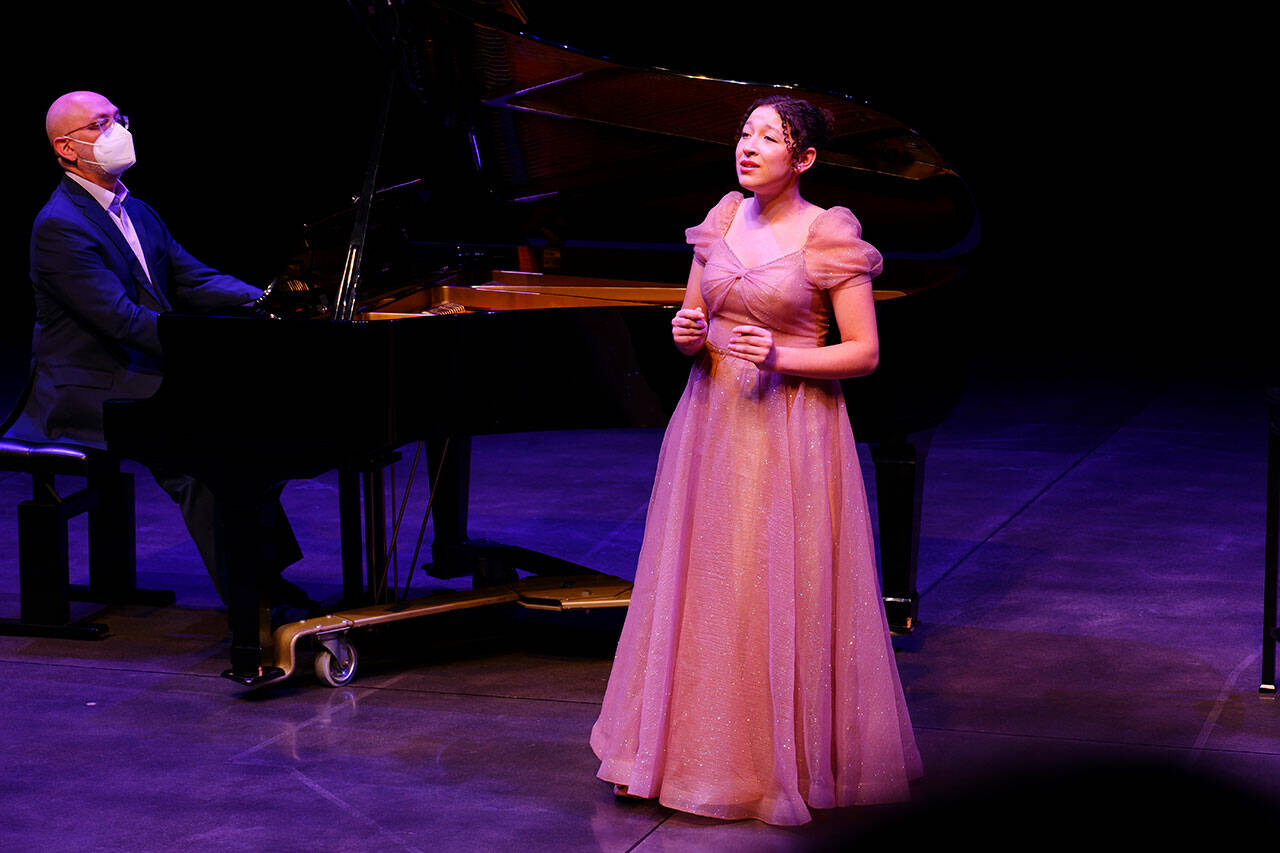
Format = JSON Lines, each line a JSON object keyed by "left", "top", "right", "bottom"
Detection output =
{"left": 149, "top": 466, "right": 303, "bottom": 605}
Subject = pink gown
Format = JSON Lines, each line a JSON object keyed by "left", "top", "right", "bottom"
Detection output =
{"left": 590, "top": 192, "right": 923, "bottom": 826}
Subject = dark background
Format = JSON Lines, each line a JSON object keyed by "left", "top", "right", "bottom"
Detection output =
{"left": 5, "top": 0, "right": 1269, "bottom": 416}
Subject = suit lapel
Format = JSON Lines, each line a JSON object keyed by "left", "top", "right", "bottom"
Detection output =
{"left": 59, "top": 178, "right": 171, "bottom": 311}
{"left": 120, "top": 196, "right": 172, "bottom": 311}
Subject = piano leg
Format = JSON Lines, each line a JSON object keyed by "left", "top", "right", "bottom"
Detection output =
{"left": 213, "top": 479, "right": 290, "bottom": 686}
{"left": 426, "top": 435, "right": 481, "bottom": 580}
{"left": 339, "top": 466, "right": 364, "bottom": 602}
{"left": 336, "top": 450, "right": 406, "bottom": 605}
{"left": 424, "top": 435, "right": 596, "bottom": 586}
{"left": 363, "top": 467, "right": 388, "bottom": 601}
{"left": 868, "top": 432, "right": 932, "bottom": 635}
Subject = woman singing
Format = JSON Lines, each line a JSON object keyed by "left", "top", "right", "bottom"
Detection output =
{"left": 590, "top": 95, "right": 922, "bottom": 826}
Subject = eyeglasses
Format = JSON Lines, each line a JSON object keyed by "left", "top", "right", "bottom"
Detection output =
{"left": 62, "top": 114, "right": 129, "bottom": 137}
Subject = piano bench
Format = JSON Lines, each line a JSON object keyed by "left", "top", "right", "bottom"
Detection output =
{"left": 0, "top": 439, "right": 174, "bottom": 640}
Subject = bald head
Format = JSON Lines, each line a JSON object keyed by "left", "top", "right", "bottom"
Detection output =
{"left": 46, "top": 91, "right": 120, "bottom": 145}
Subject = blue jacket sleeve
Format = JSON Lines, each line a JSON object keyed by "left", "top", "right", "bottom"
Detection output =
{"left": 129, "top": 197, "right": 264, "bottom": 312}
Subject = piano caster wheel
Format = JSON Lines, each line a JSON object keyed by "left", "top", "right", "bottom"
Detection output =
{"left": 314, "top": 634, "right": 358, "bottom": 687}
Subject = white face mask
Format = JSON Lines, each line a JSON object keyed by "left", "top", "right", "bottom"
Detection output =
{"left": 66, "top": 122, "right": 136, "bottom": 176}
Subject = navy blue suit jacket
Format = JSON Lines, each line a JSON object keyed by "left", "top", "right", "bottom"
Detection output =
{"left": 8, "top": 174, "right": 261, "bottom": 446}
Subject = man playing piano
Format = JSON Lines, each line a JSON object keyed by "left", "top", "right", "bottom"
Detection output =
{"left": 5, "top": 90, "right": 314, "bottom": 619}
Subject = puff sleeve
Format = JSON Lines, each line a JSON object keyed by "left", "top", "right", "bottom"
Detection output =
{"left": 804, "top": 206, "right": 883, "bottom": 290}
{"left": 684, "top": 191, "right": 743, "bottom": 266}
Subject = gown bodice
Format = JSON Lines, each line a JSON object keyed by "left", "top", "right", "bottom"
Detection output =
{"left": 686, "top": 191, "right": 883, "bottom": 351}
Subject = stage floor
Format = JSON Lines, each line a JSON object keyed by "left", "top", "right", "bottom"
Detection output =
{"left": 3, "top": 350, "right": 1277, "bottom": 850}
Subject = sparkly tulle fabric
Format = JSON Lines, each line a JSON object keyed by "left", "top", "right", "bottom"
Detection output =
{"left": 590, "top": 192, "right": 923, "bottom": 825}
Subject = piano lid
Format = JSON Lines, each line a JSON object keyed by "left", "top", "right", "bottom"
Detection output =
{"left": 269, "top": 0, "right": 979, "bottom": 314}
{"left": 383, "top": 0, "right": 978, "bottom": 262}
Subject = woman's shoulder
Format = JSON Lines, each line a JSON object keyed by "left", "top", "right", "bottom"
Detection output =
{"left": 805, "top": 205, "right": 865, "bottom": 245}
{"left": 804, "top": 205, "right": 882, "bottom": 286}
{"left": 706, "top": 191, "right": 745, "bottom": 226}
{"left": 686, "top": 191, "right": 745, "bottom": 252}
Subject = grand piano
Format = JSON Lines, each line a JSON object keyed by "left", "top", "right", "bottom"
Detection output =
{"left": 104, "top": 0, "right": 977, "bottom": 686}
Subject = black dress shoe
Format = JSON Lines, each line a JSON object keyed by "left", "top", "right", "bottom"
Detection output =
{"left": 269, "top": 602, "right": 317, "bottom": 631}
{"left": 265, "top": 577, "right": 323, "bottom": 630}
{"left": 267, "top": 577, "right": 316, "bottom": 608}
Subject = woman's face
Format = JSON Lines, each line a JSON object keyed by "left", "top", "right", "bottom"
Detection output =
{"left": 736, "top": 106, "right": 795, "bottom": 193}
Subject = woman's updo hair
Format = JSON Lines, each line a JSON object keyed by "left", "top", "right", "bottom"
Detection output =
{"left": 738, "top": 95, "right": 835, "bottom": 165}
